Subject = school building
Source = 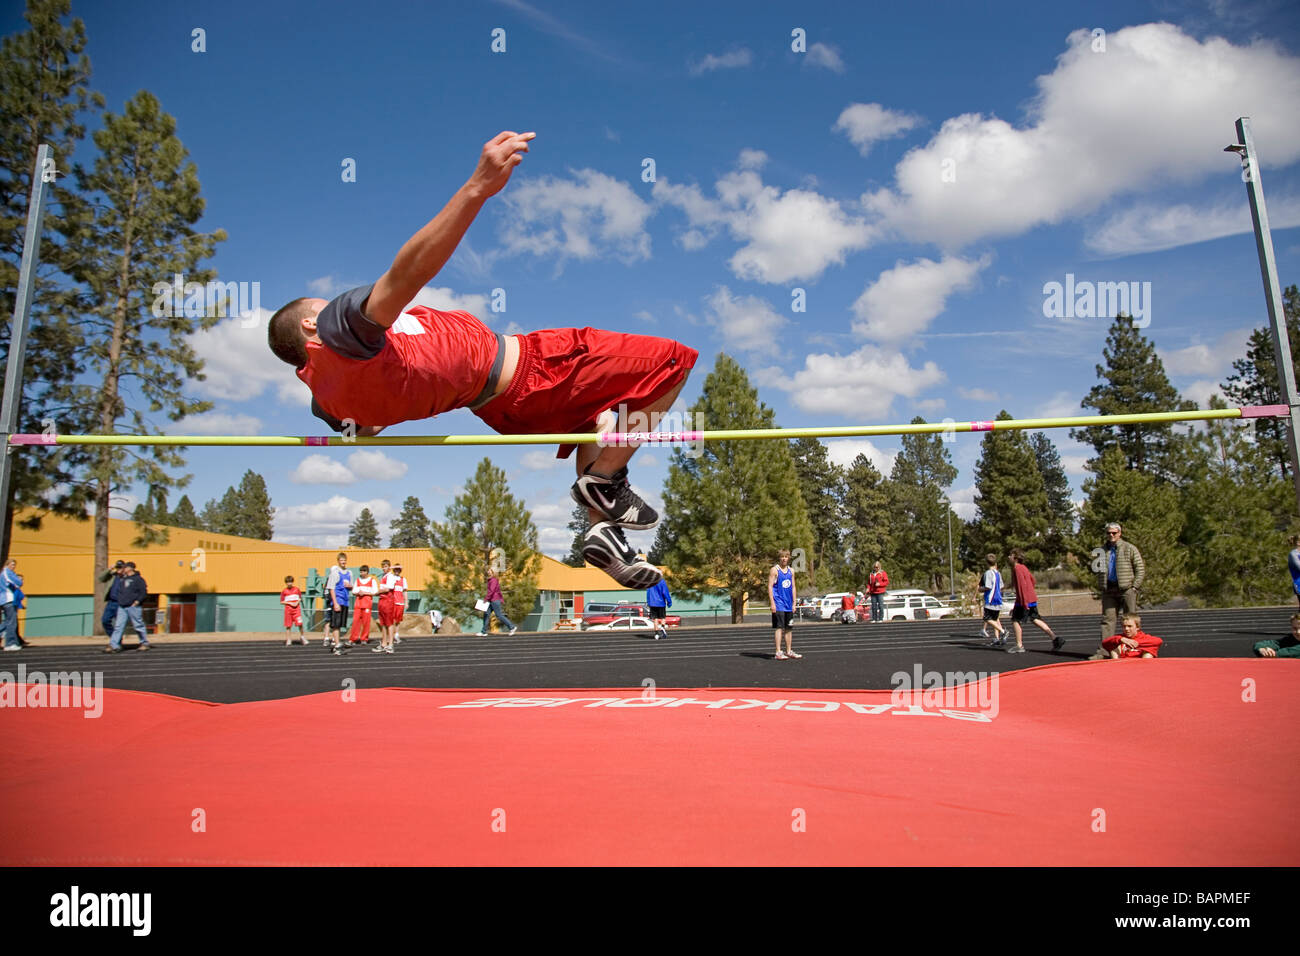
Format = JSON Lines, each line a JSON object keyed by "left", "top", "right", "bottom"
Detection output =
{"left": 7, "top": 508, "right": 728, "bottom": 636}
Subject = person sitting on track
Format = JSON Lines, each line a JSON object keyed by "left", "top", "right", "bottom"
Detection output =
{"left": 1099, "top": 614, "right": 1163, "bottom": 659}
{"left": 1254, "top": 613, "right": 1300, "bottom": 658}
{"left": 267, "top": 130, "right": 695, "bottom": 589}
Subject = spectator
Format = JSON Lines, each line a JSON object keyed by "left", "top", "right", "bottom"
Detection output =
{"left": 4, "top": 559, "right": 29, "bottom": 647}
{"left": 1254, "top": 614, "right": 1300, "bottom": 658}
{"left": 105, "top": 562, "right": 150, "bottom": 653}
{"left": 1096, "top": 522, "right": 1145, "bottom": 644}
{"left": 1099, "top": 613, "right": 1162, "bottom": 659}
{"left": 0, "top": 561, "right": 16, "bottom": 652}
{"left": 480, "top": 570, "right": 518, "bottom": 636}
{"left": 867, "top": 562, "right": 889, "bottom": 623}
{"left": 1006, "top": 549, "right": 1062, "bottom": 654}
{"left": 100, "top": 560, "right": 126, "bottom": 637}
{"left": 768, "top": 549, "right": 801, "bottom": 660}
{"left": 646, "top": 578, "right": 672, "bottom": 640}
{"left": 1288, "top": 535, "right": 1300, "bottom": 609}
{"left": 429, "top": 606, "right": 444, "bottom": 634}
{"left": 376, "top": 559, "right": 397, "bottom": 650}
{"left": 981, "top": 554, "right": 1007, "bottom": 648}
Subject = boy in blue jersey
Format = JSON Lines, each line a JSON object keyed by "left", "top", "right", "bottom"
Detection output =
{"left": 324, "top": 552, "right": 354, "bottom": 655}
{"left": 646, "top": 578, "right": 672, "bottom": 641}
{"left": 1288, "top": 535, "right": 1300, "bottom": 608}
{"left": 981, "top": 553, "right": 1007, "bottom": 647}
{"left": 768, "top": 549, "right": 801, "bottom": 660}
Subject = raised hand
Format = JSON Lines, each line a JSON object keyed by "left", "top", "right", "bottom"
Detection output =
{"left": 468, "top": 130, "right": 536, "bottom": 199}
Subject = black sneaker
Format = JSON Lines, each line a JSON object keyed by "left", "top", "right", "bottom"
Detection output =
{"left": 582, "top": 522, "right": 663, "bottom": 588}
{"left": 1051, "top": 635, "right": 1065, "bottom": 651}
{"left": 571, "top": 467, "right": 659, "bottom": 529}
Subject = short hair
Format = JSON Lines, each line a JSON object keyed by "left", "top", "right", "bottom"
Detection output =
{"left": 1009, "top": 548, "right": 1025, "bottom": 564}
{"left": 394, "top": 565, "right": 402, "bottom": 573}
{"left": 269, "top": 298, "right": 315, "bottom": 368}
{"left": 1122, "top": 613, "right": 1141, "bottom": 627}
{"left": 381, "top": 559, "right": 391, "bottom": 567}
{"left": 1106, "top": 522, "right": 1122, "bottom": 532}
{"left": 125, "top": 561, "right": 137, "bottom": 569}
{"left": 337, "top": 552, "right": 347, "bottom": 560}
{"left": 985, "top": 553, "right": 997, "bottom": 566}
{"left": 779, "top": 549, "right": 791, "bottom": 559}
{"left": 284, "top": 575, "right": 293, "bottom": 583}
{"left": 360, "top": 564, "right": 370, "bottom": 574}
{"left": 1290, "top": 535, "right": 1300, "bottom": 548}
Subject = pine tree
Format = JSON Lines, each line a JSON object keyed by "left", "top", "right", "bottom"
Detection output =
{"left": 1072, "top": 314, "right": 1194, "bottom": 482}
{"left": 969, "top": 412, "right": 1051, "bottom": 568}
{"left": 564, "top": 503, "right": 589, "bottom": 567}
{"left": 790, "top": 437, "right": 847, "bottom": 591}
{"left": 840, "top": 454, "right": 894, "bottom": 589}
{"left": 389, "top": 496, "right": 431, "bottom": 548}
{"left": 229, "top": 471, "right": 273, "bottom": 539}
{"left": 1222, "top": 284, "right": 1300, "bottom": 479}
{"left": 349, "top": 508, "right": 380, "bottom": 549}
{"left": 889, "top": 419, "right": 958, "bottom": 592}
{"left": 1028, "top": 431, "right": 1074, "bottom": 566}
{"left": 58, "top": 90, "right": 224, "bottom": 631}
{"left": 170, "top": 494, "right": 199, "bottom": 529}
{"left": 0, "top": 0, "right": 104, "bottom": 556}
{"left": 656, "top": 355, "right": 814, "bottom": 622}
{"left": 427, "top": 459, "right": 541, "bottom": 628}
{"left": 1075, "top": 447, "right": 1187, "bottom": 605}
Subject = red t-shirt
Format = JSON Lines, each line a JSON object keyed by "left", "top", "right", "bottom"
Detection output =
{"left": 1102, "top": 631, "right": 1163, "bottom": 657}
{"left": 1012, "top": 562, "right": 1037, "bottom": 606}
{"left": 280, "top": 586, "right": 301, "bottom": 606}
{"left": 299, "top": 306, "right": 499, "bottom": 429}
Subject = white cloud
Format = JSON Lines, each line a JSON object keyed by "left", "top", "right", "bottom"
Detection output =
{"left": 520, "top": 450, "right": 565, "bottom": 471}
{"left": 165, "top": 411, "right": 262, "bottom": 436}
{"left": 1160, "top": 328, "right": 1252, "bottom": 377}
{"left": 833, "top": 103, "right": 922, "bottom": 156}
{"left": 654, "top": 160, "right": 875, "bottom": 283}
{"left": 1181, "top": 379, "right": 1223, "bottom": 407}
{"left": 1061, "top": 454, "right": 1091, "bottom": 475}
{"left": 825, "top": 438, "right": 897, "bottom": 475}
{"left": 863, "top": 24, "right": 1300, "bottom": 249}
{"left": 290, "top": 455, "right": 357, "bottom": 485}
{"left": 499, "top": 169, "right": 653, "bottom": 265}
{"left": 914, "top": 397, "right": 946, "bottom": 413}
{"left": 806, "top": 42, "right": 846, "bottom": 73}
{"left": 1086, "top": 194, "right": 1300, "bottom": 256}
{"left": 689, "top": 48, "right": 753, "bottom": 75}
{"left": 762, "top": 346, "right": 946, "bottom": 418}
{"left": 273, "top": 495, "right": 395, "bottom": 544}
{"left": 851, "top": 255, "right": 988, "bottom": 342}
{"left": 958, "top": 387, "right": 1000, "bottom": 402}
{"left": 948, "top": 484, "right": 978, "bottom": 521}
{"left": 346, "top": 450, "right": 409, "bottom": 480}
{"left": 405, "top": 286, "right": 491, "bottom": 318}
{"left": 705, "top": 286, "right": 787, "bottom": 355}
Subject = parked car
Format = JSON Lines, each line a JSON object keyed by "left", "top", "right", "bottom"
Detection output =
{"left": 580, "top": 602, "right": 681, "bottom": 629}
{"left": 815, "top": 592, "right": 857, "bottom": 620}
{"left": 880, "top": 589, "right": 956, "bottom": 621}
{"left": 585, "top": 616, "right": 657, "bottom": 632}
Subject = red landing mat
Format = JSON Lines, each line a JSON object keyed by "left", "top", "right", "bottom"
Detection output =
{"left": 1, "top": 659, "right": 1296, "bottom": 865}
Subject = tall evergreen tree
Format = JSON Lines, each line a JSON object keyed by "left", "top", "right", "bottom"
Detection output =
{"left": 1072, "top": 314, "right": 1193, "bottom": 482}
{"left": 564, "top": 503, "right": 589, "bottom": 567}
{"left": 170, "top": 494, "right": 199, "bottom": 529}
{"left": 1075, "top": 447, "right": 1188, "bottom": 606}
{"left": 427, "top": 459, "right": 541, "bottom": 628}
{"left": 657, "top": 354, "right": 814, "bottom": 621}
{"left": 389, "top": 495, "right": 431, "bottom": 548}
{"left": 233, "top": 470, "right": 273, "bottom": 540}
{"left": 349, "top": 507, "right": 380, "bottom": 549}
{"left": 0, "top": 0, "right": 104, "bottom": 555}
{"left": 840, "top": 453, "right": 894, "bottom": 588}
{"left": 58, "top": 90, "right": 224, "bottom": 631}
{"left": 1028, "top": 431, "right": 1074, "bottom": 566}
{"left": 789, "top": 437, "right": 847, "bottom": 591}
{"left": 889, "top": 419, "right": 958, "bottom": 592}
{"left": 969, "top": 411, "right": 1051, "bottom": 567}
{"left": 1222, "top": 284, "right": 1300, "bottom": 479}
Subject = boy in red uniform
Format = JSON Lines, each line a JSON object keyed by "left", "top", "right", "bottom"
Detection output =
{"left": 375, "top": 560, "right": 399, "bottom": 654}
{"left": 280, "top": 575, "right": 307, "bottom": 645}
{"left": 267, "top": 131, "right": 695, "bottom": 591}
{"left": 349, "top": 565, "right": 379, "bottom": 645}
{"left": 1100, "top": 614, "right": 1163, "bottom": 659}
{"left": 391, "top": 565, "right": 407, "bottom": 644}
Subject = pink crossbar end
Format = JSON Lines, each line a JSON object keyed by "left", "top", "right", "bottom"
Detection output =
{"left": 306, "top": 436, "right": 330, "bottom": 446}
{"left": 1240, "top": 404, "right": 1290, "bottom": 418}
{"left": 970, "top": 421, "right": 995, "bottom": 431}
{"left": 8, "top": 433, "right": 57, "bottom": 445}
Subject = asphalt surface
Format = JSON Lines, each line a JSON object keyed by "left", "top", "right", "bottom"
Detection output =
{"left": 3, "top": 606, "right": 1291, "bottom": 704}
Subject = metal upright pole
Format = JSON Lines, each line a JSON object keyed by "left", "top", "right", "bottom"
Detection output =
{"left": 0, "top": 144, "right": 54, "bottom": 562}
{"left": 1228, "top": 118, "right": 1300, "bottom": 514}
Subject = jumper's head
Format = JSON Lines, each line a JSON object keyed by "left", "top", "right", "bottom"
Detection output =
{"left": 268, "top": 297, "right": 328, "bottom": 368}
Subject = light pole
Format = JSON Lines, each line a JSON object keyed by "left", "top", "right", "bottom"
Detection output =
{"left": 945, "top": 496, "right": 956, "bottom": 601}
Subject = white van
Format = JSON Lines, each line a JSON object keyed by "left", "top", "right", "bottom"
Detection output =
{"left": 816, "top": 592, "right": 858, "bottom": 620}
{"left": 880, "top": 589, "right": 955, "bottom": 621}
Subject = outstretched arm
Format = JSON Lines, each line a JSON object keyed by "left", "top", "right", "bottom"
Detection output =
{"left": 364, "top": 131, "right": 535, "bottom": 329}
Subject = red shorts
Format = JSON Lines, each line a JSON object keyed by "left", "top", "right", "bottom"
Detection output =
{"left": 378, "top": 596, "right": 398, "bottom": 627}
{"left": 474, "top": 328, "right": 697, "bottom": 458}
{"left": 283, "top": 605, "right": 302, "bottom": 627}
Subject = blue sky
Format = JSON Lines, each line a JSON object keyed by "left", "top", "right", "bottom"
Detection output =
{"left": 6, "top": 0, "right": 1300, "bottom": 557}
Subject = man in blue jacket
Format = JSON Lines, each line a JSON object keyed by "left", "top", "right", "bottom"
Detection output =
{"left": 646, "top": 579, "right": 672, "bottom": 641}
{"left": 105, "top": 563, "right": 151, "bottom": 653}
